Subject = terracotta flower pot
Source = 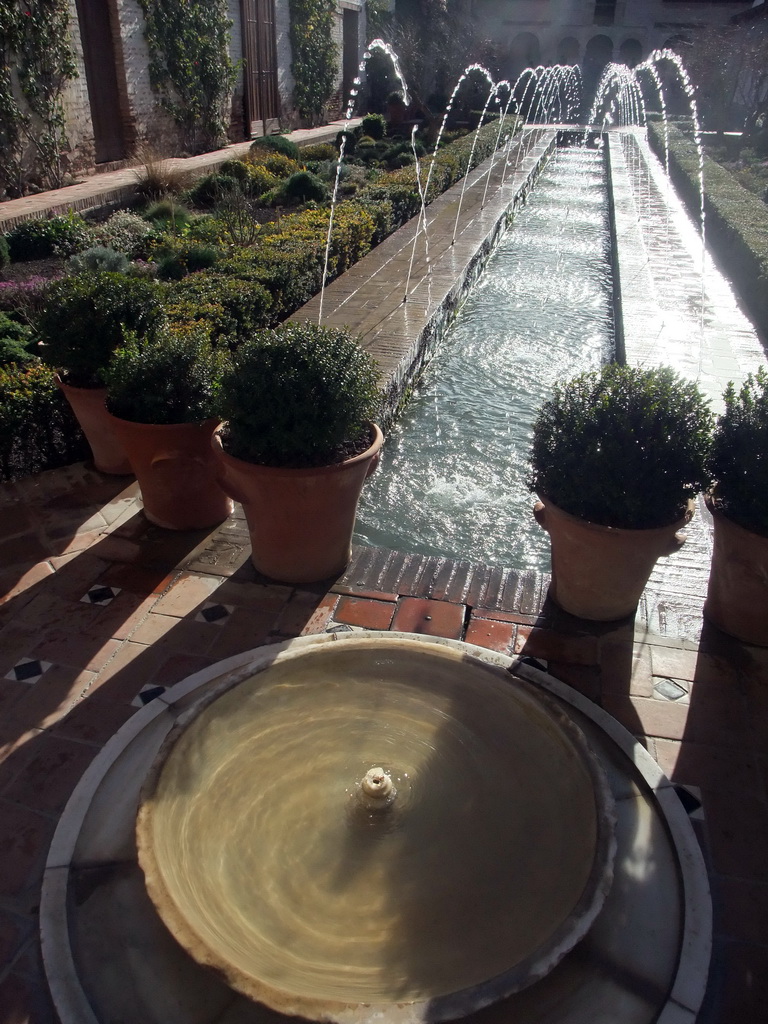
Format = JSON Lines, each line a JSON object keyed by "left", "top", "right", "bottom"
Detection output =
{"left": 212, "top": 425, "right": 383, "bottom": 583}
{"left": 704, "top": 498, "right": 768, "bottom": 646}
{"left": 56, "top": 376, "right": 132, "bottom": 475}
{"left": 533, "top": 496, "right": 693, "bottom": 622}
{"left": 108, "top": 415, "right": 233, "bottom": 530}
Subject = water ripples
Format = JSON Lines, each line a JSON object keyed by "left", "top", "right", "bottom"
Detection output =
{"left": 356, "top": 147, "right": 614, "bottom": 570}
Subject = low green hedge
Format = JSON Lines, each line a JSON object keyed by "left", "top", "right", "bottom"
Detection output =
{"left": 0, "top": 363, "right": 87, "bottom": 480}
{"left": 648, "top": 122, "right": 768, "bottom": 343}
{"left": 6, "top": 118, "right": 518, "bottom": 479}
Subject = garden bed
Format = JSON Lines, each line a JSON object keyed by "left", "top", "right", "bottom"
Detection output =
{"left": 0, "top": 117, "right": 516, "bottom": 481}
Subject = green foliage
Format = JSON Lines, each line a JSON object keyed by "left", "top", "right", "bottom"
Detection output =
{"left": 187, "top": 172, "right": 237, "bottom": 210}
{"left": 155, "top": 241, "right": 219, "bottom": 280}
{"left": 0, "top": 0, "right": 77, "bottom": 196}
{"left": 0, "top": 361, "right": 86, "bottom": 480}
{"left": 37, "top": 272, "right": 166, "bottom": 387}
{"left": 91, "top": 211, "right": 159, "bottom": 258}
{"left": 164, "top": 272, "right": 272, "bottom": 339}
{"left": 105, "top": 324, "right": 228, "bottom": 425}
{"left": 218, "top": 322, "right": 380, "bottom": 467}
{"left": 280, "top": 170, "right": 328, "bottom": 204}
{"left": 143, "top": 199, "right": 194, "bottom": 231}
{"left": 361, "top": 113, "right": 387, "bottom": 141}
{"left": 708, "top": 368, "right": 768, "bottom": 537}
{"left": 0, "top": 234, "right": 9, "bottom": 268}
{"left": 0, "top": 311, "right": 34, "bottom": 365}
{"left": 137, "top": 0, "right": 237, "bottom": 152}
{"left": 288, "top": 0, "right": 338, "bottom": 125}
{"left": 68, "top": 246, "right": 130, "bottom": 275}
{"left": 249, "top": 135, "right": 300, "bottom": 161}
{"left": 299, "top": 143, "right": 337, "bottom": 162}
{"left": 7, "top": 213, "right": 90, "bottom": 260}
{"left": 529, "top": 364, "right": 713, "bottom": 530}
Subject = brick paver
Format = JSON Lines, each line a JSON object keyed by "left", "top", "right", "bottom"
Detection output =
{"left": 0, "top": 465, "right": 766, "bottom": 1023}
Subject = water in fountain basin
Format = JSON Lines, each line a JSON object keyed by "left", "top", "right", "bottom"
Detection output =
{"left": 355, "top": 146, "right": 614, "bottom": 570}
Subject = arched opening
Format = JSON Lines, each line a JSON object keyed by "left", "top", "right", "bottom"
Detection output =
{"left": 507, "top": 32, "right": 541, "bottom": 79}
{"left": 618, "top": 38, "right": 643, "bottom": 69}
{"left": 582, "top": 34, "right": 613, "bottom": 108}
{"left": 557, "top": 36, "right": 580, "bottom": 65}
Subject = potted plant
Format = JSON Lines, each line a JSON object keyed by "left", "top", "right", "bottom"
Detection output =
{"left": 212, "top": 321, "right": 383, "bottom": 583}
{"left": 104, "top": 324, "right": 233, "bottom": 530}
{"left": 704, "top": 368, "right": 768, "bottom": 645}
{"left": 529, "top": 363, "right": 712, "bottom": 621}
{"left": 37, "top": 271, "right": 164, "bottom": 474}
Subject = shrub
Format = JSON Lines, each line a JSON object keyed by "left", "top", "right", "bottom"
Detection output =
{"left": 361, "top": 113, "right": 387, "bottom": 141}
{"left": 280, "top": 171, "right": 329, "bottom": 204}
{"left": 218, "top": 159, "right": 252, "bottom": 183}
{"left": 0, "top": 275, "right": 62, "bottom": 321}
{"left": 105, "top": 324, "right": 228, "bottom": 425}
{"left": 0, "top": 235, "right": 9, "bottom": 269}
{"left": 217, "top": 322, "right": 380, "bottom": 467}
{"left": 0, "top": 312, "right": 35, "bottom": 366}
{"left": 0, "top": 362, "right": 86, "bottom": 481}
{"left": 299, "top": 143, "right": 337, "bottom": 162}
{"left": 336, "top": 129, "right": 356, "bottom": 154}
{"left": 257, "top": 152, "right": 303, "bottom": 179}
{"left": 246, "top": 164, "right": 280, "bottom": 197}
{"left": 529, "top": 364, "right": 713, "bottom": 529}
{"left": 249, "top": 134, "right": 300, "bottom": 161}
{"left": 36, "top": 272, "right": 166, "bottom": 387}
{"left": 156, "top": 243, "right": 219, "bottom": 281}
{"left": 187, "top": 172, "right": 246, "bottom": 209}
{"left": 143, "top": 199, "right": 194, "bottom": 231}
{"left": 134, "top": 150, "right": 190, "bottom": 199}
{"left": 165, "top": 273, "right": 273, "bottom": 339}
{"left": 68, "top": 246, "right": 131, "bottom": 274}
{"left": 90, "top": 211, "right": 158, "bottom": 257}
{"left": 6, "top": 213, "right": 91, "bottom": 260}
{"left": 708, "top": 368, "right": 768, "bottom": 536}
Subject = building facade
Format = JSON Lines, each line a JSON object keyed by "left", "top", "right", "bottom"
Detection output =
{"left": 58, "top": 0, "right": 366, "bottom": 172}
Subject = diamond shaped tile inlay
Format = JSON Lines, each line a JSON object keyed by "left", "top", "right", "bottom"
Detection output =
{"left": 6, "top": 658, "right": 52, "bottom": 683}
{"left": 654, "top": 677, "right": 688, "bottom": 702}
{"left": 195, "top": 602, "right": 233, "bottom": 625}
{"left": 131, "top": 684, "right": 167, "bottom": 708}
{"left": 81, "top": 585, "right": 121, "bottom": 607}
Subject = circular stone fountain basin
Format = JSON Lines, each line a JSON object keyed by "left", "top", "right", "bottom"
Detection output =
{"left": 136, "top": 639, "right": 615, "bottom": 1023}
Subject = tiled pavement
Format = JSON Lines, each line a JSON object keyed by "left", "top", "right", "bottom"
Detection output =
{"left": 1, "top": 463, "right": 767, "bottom": 1022}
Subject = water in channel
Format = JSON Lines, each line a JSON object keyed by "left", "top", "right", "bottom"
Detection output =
{"left": 355, "top": 145, "right": 614, "bottom": 571}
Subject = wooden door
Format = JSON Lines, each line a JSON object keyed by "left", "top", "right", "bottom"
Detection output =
{"left": 241, "top": 0, "right": 280, "bottom": 136}
{"left": 74, "top": 0, "right": 128, "bottom": 162}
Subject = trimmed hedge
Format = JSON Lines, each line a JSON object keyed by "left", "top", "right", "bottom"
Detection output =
{"left": 0, "top": 363, "right": 87, "bottom": 480}
{"left": 6, "top": 118, "right": 518, "bottom": 479}
{"left": 648, "top": 122, "right": 768, "bottom": 343}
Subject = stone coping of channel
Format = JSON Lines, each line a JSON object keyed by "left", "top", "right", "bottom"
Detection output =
{"left": 40, "top": 631, "right": 712, "bottom": 1024}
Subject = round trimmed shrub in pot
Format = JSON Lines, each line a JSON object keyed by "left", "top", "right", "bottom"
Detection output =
{"left": 705, "top": 368, "right": 768, "bottom": 644}
{"left": 213, "top": 321, "right": 383, "bottom": 582}
{"left": 36, "top": 271, "right": 166, "bottom": 474}
{"left": 529, "top": 363, "right": 713, "bottom": 620}
{"left": 104, "top": 325, "right": 232, "bottom": 530}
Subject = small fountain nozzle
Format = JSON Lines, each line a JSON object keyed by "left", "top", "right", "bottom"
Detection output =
{"left": 359, "top": 767, "right": 396, "bottom": 810}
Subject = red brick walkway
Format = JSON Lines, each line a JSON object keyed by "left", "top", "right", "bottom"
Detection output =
{"left": 1, "top": 462, "right": 767, "bottom": 1022}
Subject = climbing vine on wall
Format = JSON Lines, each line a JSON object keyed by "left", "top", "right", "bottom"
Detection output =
{"left": 0, "top": 0, "right": 77, "bottom": 197}
{"left": 138, "top": 0, "right": 237, "bottom": 153}
{"left": 289, "top": 0, "right": 338, "bottom": 125}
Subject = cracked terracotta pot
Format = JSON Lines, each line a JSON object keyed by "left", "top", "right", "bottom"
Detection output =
{"left": 109, "top": 415, "right": 233, "bottom": 530}
{"left": 212, "top": 424, "right": 383, "bottom": 583}
{"left": 56, "top": 376, "right": 132, "bottom": 475}
{"left": 533, "top": 496, "right": 693, "bottom": 621}
{"left": 704, "top": 498, "right": 768, "bottom": 646}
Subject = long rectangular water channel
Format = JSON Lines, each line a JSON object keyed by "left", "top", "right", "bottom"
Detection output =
{"left": 355, "top": 145, "right": 614, "bottom": 570}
